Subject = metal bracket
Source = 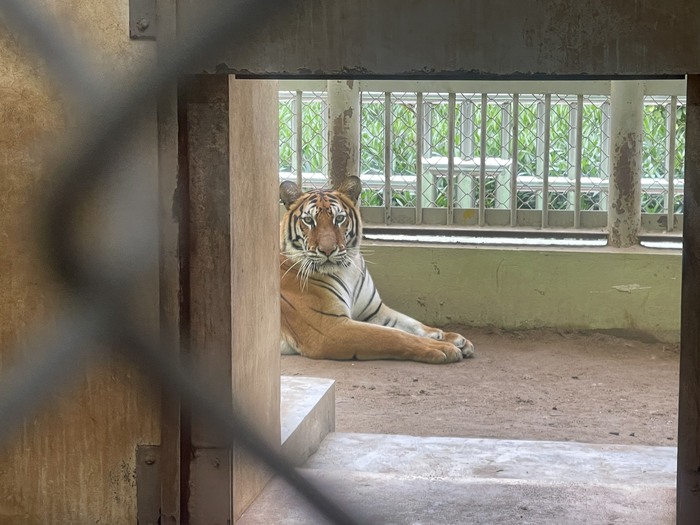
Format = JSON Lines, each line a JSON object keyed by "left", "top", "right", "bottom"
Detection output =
{"left": 129, "top": 0, "right": 157, "bottom": 40}
{"left": 136, "top": 445, "right": 161, "bottom": 525}
{"left": 189, "top": 448, "right": 232, "bottom": 524}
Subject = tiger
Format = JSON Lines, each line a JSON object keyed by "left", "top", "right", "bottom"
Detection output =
{"left": 279, "top": 175, "right": 475, "bottom": 364}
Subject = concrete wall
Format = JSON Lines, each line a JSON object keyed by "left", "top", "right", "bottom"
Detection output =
{"left": 200, "top": 0, "right": 700, "bottom": 76}
{"left": 0, "top": 2, "right": 160, "bottom": 524}
{"left": 367, "top": 243, "right": 681, "bottom": 343}
{"left": 185, "top": 76, "right": 281, "bottom": 522}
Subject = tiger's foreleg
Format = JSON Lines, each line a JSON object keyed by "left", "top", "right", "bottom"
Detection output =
{"left": 301, "top": 319, "right": 468, "bottom": 364}
{"left": 365, "top": 303, "right": 474, "bottom": 358}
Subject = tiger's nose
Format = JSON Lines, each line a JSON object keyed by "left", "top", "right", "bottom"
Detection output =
{"left": 317, "top": 229, "right": 338, "bottom": 256}
{"left": 317, "top": 245, "right": 335, "bottom": 256}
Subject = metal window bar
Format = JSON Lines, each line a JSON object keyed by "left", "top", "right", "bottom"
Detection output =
{"left": 416, "top": 92, "right": 424, "bottom": 224}
{"left": 541, "top": 94, "right": 552, "bottom": 228}
{"left": 501, "top": 101, "right": 512, "bottom": 160}
{"left": 566, "top": 98, "right": 577, "bottom": 215}
{"left": 510, "top": 94, "right": 520, "bottom": 226}
{"left": 422, "top": 99, "right": 433, "bottom": 159}
{"left": 600, "top": 100, "right": 612, "bottom": 187}
{"left": 384, "top": 91, "right": 392, "bottom": 223}
{"left": 478, "top": 93, "right": 487, "bottom": 226}
{"left": 574, "top": 95, "right": 584, "bottom": 228}
{"left": 531, "top": 97, "right": 546, "bottom": 211}
{"left": 295, "top": 90, "right": 303, "bottom": 187}
{"left": 322, "top": 93, "right": 330, "bottom": 183}
{"left": 447, "top": 92, "right": 456, "bottom": 225}
{"left": 667, "top": 96, "right": 677, "bottom": 231}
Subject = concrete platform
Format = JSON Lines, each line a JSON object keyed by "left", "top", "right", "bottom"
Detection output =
{"left": 280, "top": 376, "right": 335, "bottom": 465}
{"left": 240, "top": 432, "right": 677, "bottom": 524}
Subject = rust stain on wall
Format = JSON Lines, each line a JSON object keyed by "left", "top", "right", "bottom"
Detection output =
{"left": 329, "top": 107, "right": 356, "bottom": 179}
{"left": 612, "top": 136, "right": 641, "bottom": 199}
{"left": 609, "top": 133, "right": 642, "bottom": 247}
{"left": 329, "top": 106, "right": 359, "bottom": 188}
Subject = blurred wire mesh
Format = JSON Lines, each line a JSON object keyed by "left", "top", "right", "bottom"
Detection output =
{"left": 0, "top": 0, "right": 362, "bottom": 523}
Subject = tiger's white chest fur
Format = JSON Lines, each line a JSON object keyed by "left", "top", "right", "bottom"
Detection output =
{"left": 305, "top": 253, "right": 383, "bottom": 322}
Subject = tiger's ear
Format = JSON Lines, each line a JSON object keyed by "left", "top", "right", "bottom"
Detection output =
{"left": 280, "top": 181, "right": 303, "bottom": 209}
{"left": 337, "top": 176, "right": 362, "bottom": 203}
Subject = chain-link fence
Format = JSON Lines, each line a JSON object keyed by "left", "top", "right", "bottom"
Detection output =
{"left": 0, "top": 1, "right": 364, "bottom": 523}
{"left": 279, "top": 90, "right": 331, "bottom": 191}
{"left": 278, "top": 83, "right": 686, "bottom": 231}
{"left": 642, "top": 95, "right": 686, "bottom": 215}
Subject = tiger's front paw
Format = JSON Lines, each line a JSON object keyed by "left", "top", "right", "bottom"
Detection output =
{"left": 445, "top": 332, "right": 475, "bottom": 358}
{"left": 422, "top": 339, "right": 464, "bottom": 364}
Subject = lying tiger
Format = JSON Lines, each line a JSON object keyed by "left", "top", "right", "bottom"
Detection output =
{"left": 279, "top": 176, "right": 474, "bottom": 364}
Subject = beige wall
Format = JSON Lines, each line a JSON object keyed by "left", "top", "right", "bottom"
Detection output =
{"left": 368, "top": 243, "right": 681, "bottom": 343}
{"left": 0, "top": 2, "right": 160, "bottom": 524}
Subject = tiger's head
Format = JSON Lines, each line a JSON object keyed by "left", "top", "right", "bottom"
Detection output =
{"left": 280, "top": 176, "right": 363, "bottom": 277}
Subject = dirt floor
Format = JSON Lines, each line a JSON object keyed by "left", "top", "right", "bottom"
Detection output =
{"left": 281, "top": 327, "right": 679, "bottom": 447}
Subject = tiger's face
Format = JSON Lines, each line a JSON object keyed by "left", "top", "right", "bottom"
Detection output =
{"left": 280, "top": 176, "right": 362, "bottom": 276}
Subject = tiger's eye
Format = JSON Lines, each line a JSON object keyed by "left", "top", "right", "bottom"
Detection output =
{"left": 302, "top": 215, "right": 314, "bottom": 225}
{"left": 335, "top": 214, "right": 346, "bottom": 225}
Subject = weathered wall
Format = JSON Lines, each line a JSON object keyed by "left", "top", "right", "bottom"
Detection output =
{"left": 196, "top": 0, "right": 700, "bottom": 77}
{"left": 368, "top": 244, "right": 681, "bottom": 343}
{"left": 0, "top": 2, "right": 160, "bottom": 524}
{"left": 186, "top": 75, "right": 234, "bottom": 524}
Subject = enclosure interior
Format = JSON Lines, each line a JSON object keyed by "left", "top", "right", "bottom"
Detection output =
{"left": 1, "top": 0, "right": 699, "bottom": 524}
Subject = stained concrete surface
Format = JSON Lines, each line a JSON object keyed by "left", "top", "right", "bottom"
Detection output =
{"left": 239, "top": 433, "right": 676, "bottom": 524}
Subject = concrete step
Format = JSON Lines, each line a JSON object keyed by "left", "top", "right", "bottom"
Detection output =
{"left": 280, "top": 376, "right": 335, "bottom": 466}
{"left": 307, "top": 433, "right": 677, "bottom": 487}
{"left": 240, "top": 432, "right": 677, "bottom": 525}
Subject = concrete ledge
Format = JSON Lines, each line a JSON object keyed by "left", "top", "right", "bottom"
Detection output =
{"left": 280, "top": 376, "right": 335, "bottom": 466}
{"left": 307, "top": 432, "right": 677, "bottom": 487}
{"left": 239, "top": 471, "right": 675, "bottom": 525}
{"left": 240, "top": 432, "right": 677, "bottom": 525}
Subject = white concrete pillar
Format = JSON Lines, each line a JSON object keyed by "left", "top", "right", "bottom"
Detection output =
{"left": 608, "top": 81, "right": 644, "bottom": 247}
{"left": 327, "top": 80, "right": 361, "bottom": 189}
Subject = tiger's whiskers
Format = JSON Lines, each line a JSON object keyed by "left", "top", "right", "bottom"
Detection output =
{"left": 281, "top": 257, "right": 303, "bottom": 282}
{"left": 297, "top": 259, "right": 313, "bottom": 291}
